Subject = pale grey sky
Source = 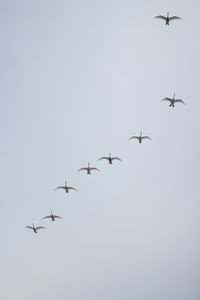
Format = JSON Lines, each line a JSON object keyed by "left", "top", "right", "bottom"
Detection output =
{"left": 1, "top": 0, "right": 200, "bottom": 299}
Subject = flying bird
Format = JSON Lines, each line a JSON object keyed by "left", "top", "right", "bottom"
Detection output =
{"left": 129, "top": 131, "right": 151, "bottom": 143}
{"left": 42, "top": 211, "right": 62, "bottom": 222}
{"left": 98, "top": 153, "right": 122, "bottom": 165}
{"left": 162, "top": 94, "right": 185, "bottom": 107}
{"left": 25, "top": 224, "right": 45, "bottom": 234}
{"left": 154, "top": 12, "right": 181, "bottom": 25}
{"left": 55, "top": 181, "right": 78, "bottom": 193}
{"left": 78, "top": 163, "right": 100, "bottom": 174}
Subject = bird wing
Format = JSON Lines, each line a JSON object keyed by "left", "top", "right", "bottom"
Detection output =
{"left": 174, "top": 99, "right": 185, "bottom": 104}
{"left": 42, "top": 216, "right": 51, "bottom": 219}
{"left": 25, "top": 226, "right": 33, "bottom": 230}
{"left": 77, "top": 168, "right": 88, "bottom": 172}
{"left": 142, "top": 136, "right": 151, "bottom": 140}
{"left": 162, "top": 97, "right": 172, "bottom": 102}
{"left": 112, "top": 157, "right": 122, "bottom": 161}
{"left": 98, "top": 157, "right": 109, "bottom": 161}
{"left": 90, "top": 168, "right": 100, "bottom": 172}
{"left": 154, "top": 15, "right": 167, "bottom": 20}
{"left": 54, "top": 215, "right": 62, "bottom": 219}
{"left": 169, "top": 16, "right": 182, "bottom": 21}
{"left": 35, "top": 226, "right": 45, "bottom": 230}
{"left": 55, "top": 186, "right": 65, "bottom": 190}
{"left": 129, "top": 136, "right": 139, "bottom": 140}
{"left": 68, "top": 186, "right": 78, "bottom": 191}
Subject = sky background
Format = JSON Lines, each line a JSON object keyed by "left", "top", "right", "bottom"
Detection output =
{"left": 1, "top": 0, "right": 200, "bottom": 299}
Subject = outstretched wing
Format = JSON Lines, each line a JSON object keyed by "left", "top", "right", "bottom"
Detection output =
{"left": 90, "top": 168, "right": 100, "bottom": 172}
{"left": 35, "top": 226, "right": 45, "bottom": 230}
{"left": 129, "top": 136, "right": 139, "bottom": 140}
{"left": 154, "top": 15, "right": 167, "bottom": 20}
{"left": 42, "top": 216, "right": 51, "bottom": 219}
{"left": 68, "top": 186, "right": 78, "bottom": 192}
{"left": 77, "top": 168, "right": 88, "bottom": 172}
{"left": 25, "top": 226, "right": 33, "bottom": 230}
{"left": 98, "top": 157, "right": 109, "bottom": 161}
{"left": 54, "top": 215, "right": 62, "bottom": 219}
{"left": 162, "top": 97, "right": 172, "bottom": 102}
{"left": 169, "top": 16, "right": 181, "bottom": 21}
{"left": 112, "top": 157, "right": 122, "bottom": 161}
{"left": 174, "top": 99, "right": 185, "bottom": 104}
{"left": 142, "top": 136, "right": 151, "bottom": 140}
{"left": 55, "top": 186, "right": 65, "bottom": 190}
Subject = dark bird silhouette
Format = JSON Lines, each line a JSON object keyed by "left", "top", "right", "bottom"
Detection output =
{"left": 98, "top": 153, "right": 122, "bottom": 164}
{"left": 162, "top": 94, "right": 185, "bottom": 107}
{"left": 129, "top": 131, "right": 151, "bottom": 144}
{"left": 154, "top": 12, "right": 181, "bottom": 25}
{"left": 25, "top": 224, "right": 45, "bottom": 233}
{"left": 55, "top": 181, "right": 78, "bottom": 193}
{"left": 78, "top": 163, "right": 100, "bottom": 174}
{"left": 42, "top": 211, "right": 62, "bottom": 222}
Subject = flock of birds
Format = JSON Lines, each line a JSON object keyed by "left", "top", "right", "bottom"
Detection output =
{"left": 25, "top": 12, "right": 184, "bottom": 234}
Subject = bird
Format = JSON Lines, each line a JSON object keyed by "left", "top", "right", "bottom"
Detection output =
{"left": 154, "top": 12, "right": 181, "bottom": 25}
{"left": 77, "top": 163, "right": 100, "bottom": 174}
{"left": 42, "top": 211, "right": 62, "bottom": 221}
{"left": 25, "top": 224, "right": 45, "bottom": 234}
{"left": 55, "top": 181, "right": 78, "bottom": 193}
{"left": 129, "top": 131, "right": 151, "bottom": 143}
{"left": 98, "top": 153, "right": 122, "bottom": 164}
{"left": 162, "top": 94, "right": 185, "bottom": 107}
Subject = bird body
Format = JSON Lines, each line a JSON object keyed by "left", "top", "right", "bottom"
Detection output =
{"left": 78, "top": 163, "right": 100, "bottom": 174}
{"left": 42, "top": 211, "right": 62, "bottom": 221}
{"left": 155, "top": 12, "right": 181, "bottom": 25}
{"left": 55, "top": 181, "right": 78, "bottom": 193}
{"left": 98, "top": 153, "right": 122, "bottom": 164}
{"left": 129, "top": 132, "right": 151, "bottom": 143}
{"left": 25, "top": 224, "right": 45, "bottom": 233}
{"left": 162, "top": 94, "right": 185, "bottom": 107}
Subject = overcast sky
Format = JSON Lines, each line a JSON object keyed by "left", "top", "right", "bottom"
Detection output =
{"left": 1, "top": 0, "right": 200, "bottom": 299}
